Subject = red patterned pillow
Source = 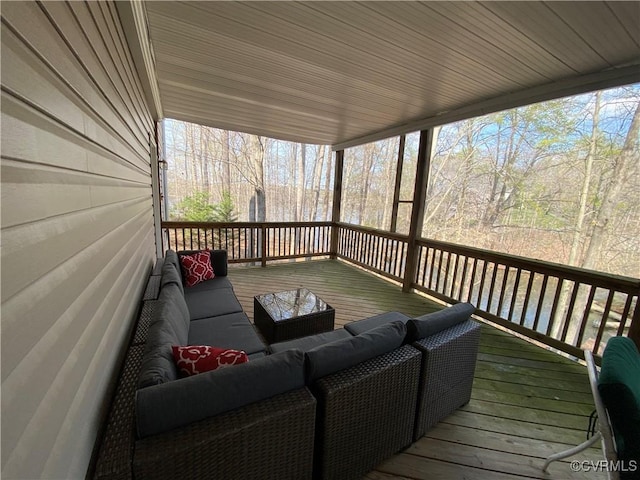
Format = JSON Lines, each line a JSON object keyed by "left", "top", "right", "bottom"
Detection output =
{"left": 172, "top": 346, "right": 248, "bottom": 376}
{"left": 179, "top": 250, "right": 214, "bottom": 287}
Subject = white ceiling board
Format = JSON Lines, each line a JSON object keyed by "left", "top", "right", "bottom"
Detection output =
{"left": 140, "top": 1, "right": 640, "bottom": 147}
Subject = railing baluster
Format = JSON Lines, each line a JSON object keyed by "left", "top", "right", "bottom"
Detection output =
{"left": 616, "top": 294, "right": 634, "bottom": 336}
{"left": 519, "top": 271, "right": 535, "bottom": 327}
{"left": 507, "top": 268, "right": 522, "bottom": 323}
{"left": 487, "top": 264, "right": 499, "bottom": 313}
{"left": 448, "top": 253, "right": 458, "bottom": 298}
{"left": 547, "top": 278, "right": 565, "bottom": 336}
{"left": 477, "top": 260, "right": 489, "bottom": 310}
{"left": 560, "top": 281, "right": 580, "bottom": 343}
{"left": 575, "top": 285, "right": 597, "bottom": 348}
{"left": 467, "top": 258, "right": 479, "bottom": 303}
{"left": 532, "top": 274, "right": 549, "bottom": 332}
{"left": 420, "top": 246, "right": 429, "bottom": 287}
{"left": 496, "top": 265, "right": 511, "bottom": 317}
{"left": 593, "top": 290, "right": 616, "bottom": 355}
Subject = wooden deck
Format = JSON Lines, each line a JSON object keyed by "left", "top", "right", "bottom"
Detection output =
{"left": 228, "top": 259, "right": 605, "bottom": 480}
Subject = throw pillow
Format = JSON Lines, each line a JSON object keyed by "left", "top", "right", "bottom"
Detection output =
{"left": 172, "top": 345, "right": 248, "bottom": 376}
{"left": 179, "top": 250, "right": 214, "bottom": 287}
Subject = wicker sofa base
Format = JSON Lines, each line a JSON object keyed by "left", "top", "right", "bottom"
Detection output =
{"left": 313, "top": 344, "right": 421, "bottom": 480}
{"left": 133, "top": 387, "right": 316, "bottom": 480}
{"left": 412, "top": 319, "right": 481, "bottom": 440}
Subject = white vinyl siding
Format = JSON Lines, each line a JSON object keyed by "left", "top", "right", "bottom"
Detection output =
{"left": 1, "top": 2, "right": 155, "bottom": 478}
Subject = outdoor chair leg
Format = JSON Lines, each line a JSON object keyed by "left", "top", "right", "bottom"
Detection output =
{"left": 542, "top": 432, "right": 601, "bottom": 472}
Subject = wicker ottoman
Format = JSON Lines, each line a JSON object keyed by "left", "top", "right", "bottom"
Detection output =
{"left": 254, "top": 288, "right": 335, "bottom": 343}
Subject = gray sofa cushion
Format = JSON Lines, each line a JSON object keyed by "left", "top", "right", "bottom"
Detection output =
{"left": 184, "top": 288, "right": 243, "bottom": 320}
{"left": 406, "top": 303, "right": 476, "bottom": 342}
{"left": 344, "top": 311, "right": 411, "bottom": 336}
{"left": 136, "top": 349, "right": 305, "bottom": 438}
{"left": 270, "top": 328, "right": 352, "bottom": 354}
{"left": 182, "top": 276, "right": 233, "bottom": 293}
{"left": 164, "top": 250, "right": 181, "bottom": 280}
{"left": 305, "top": 321, "right": 407, "bottom": 383}
{"left": 188, "top": 312, "right": 267, "bottom": 355}
{"left": 160, "top": 262, "right": 184, "bottom": 295}
{"left": 138, "top": 284, "right": 191, "bottom": 388}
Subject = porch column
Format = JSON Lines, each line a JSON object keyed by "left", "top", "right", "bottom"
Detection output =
{"left": 150, "top": 128, "right": 164, "bottom": 258}
{"left": 402, "top": 130, "right": 433, "bottom": 292}
{"left": 330, "top": 149, "right": 344, "bottom": 259}
{"left": 390, "top": 135, "right": 406, "bottom": 233}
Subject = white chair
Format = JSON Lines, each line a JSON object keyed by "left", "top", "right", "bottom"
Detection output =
{"left": 542, "top": 349, "right": 618, "bottom": 479}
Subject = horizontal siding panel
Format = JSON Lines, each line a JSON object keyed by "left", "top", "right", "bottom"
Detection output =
{"left": 1, "top": 197, "right": 152, "bottom": 301}
{"left": 1, "top": 160, "right": 149, "bottom": 228}
{"left": 1, "top": 93, "right": 149, "bottom": 182}
{"left": 59, "top": 1, "right": 150, "bottom": 146}
{"left": 1, "top": 24, "right": 148, "bottom": 172}
{"left": 3, "top": 1, "right": 147, "bottom": 160}
{"left": 43, "top": 239, "right": 152, "bottom": 478}
{"left": 1, "top": 1, "right": 155, "bottom": 478}
{"left": 87, "top": 1, "right": 155, "bottom": 136}
{"left": 1, "top": 218, "right": 153, "bottom": 478}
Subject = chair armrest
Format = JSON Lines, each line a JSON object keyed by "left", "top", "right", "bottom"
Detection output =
{"left": 312, "top": 345, "right": 421, "bottom": 480}
{"left": 412, "top": 319, "right": 481, "bottom": 438}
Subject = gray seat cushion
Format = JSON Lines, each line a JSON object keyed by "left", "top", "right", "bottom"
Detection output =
{"left": 406, "top": 303, "right": 476, "bottom": 342}
{"left": 184, "top": 287, "right": 243, "bottom": 320}
{"left": 344, "top": 311, "right": 410, "bottom": 336}
{"left": 270, "top": 328, "right": 352, "bottom": 354}
{"left": 305, "top": 321, "right": 407, "bottom": 383}
{"left": 183, "top": 276, "right": 233, "bottom": 293}
{"left": 188, "top": 312, "right": 267, "bottom": 355}
{"left": 136, "top": 349, "right": 306, "bottom": 438}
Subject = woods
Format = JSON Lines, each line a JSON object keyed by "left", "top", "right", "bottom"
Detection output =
{"left": 164, "top": 85, "right": 639, "bottom": 279}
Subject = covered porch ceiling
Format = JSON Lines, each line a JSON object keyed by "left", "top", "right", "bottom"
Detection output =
{"left": 122, "top": 1, "right": 640, "bottom": 149}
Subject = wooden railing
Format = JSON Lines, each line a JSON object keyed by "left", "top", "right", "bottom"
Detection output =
{"left": 162, "top": 221, "right": 332, "bottom": 266}
{"left": 161, "top": 221, "right": 638, "bottom": 359}
{"left": 335, "top": 223, "right": 408, "bottom": 282}
{"left": 413, "top": 238, "right": 639, "bottom": 358}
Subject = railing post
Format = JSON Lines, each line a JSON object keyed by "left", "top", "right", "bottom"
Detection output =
{"left": 629, "top": 300, "right": 640, "bottom": 351}
{"left": 403, "top": 130, "right": 433, "bottom": 293}
{"left": 261, "top": 224, "right": 267, "bottom": 267}
{"left": 330, "top": 150, "right": 344, "bottom": 259}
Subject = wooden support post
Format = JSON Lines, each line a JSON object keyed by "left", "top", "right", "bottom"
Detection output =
{"left": 260, "top": 224, "right": 267, "bottom": 267}
{"left": 403, "top": 130, "right": 433, "bottom": 293}
{"left": 390, "top": 135, "right": 406, "bottom": 233}
{"left": 330, "top": 150, "right": 344, "bottom": 259}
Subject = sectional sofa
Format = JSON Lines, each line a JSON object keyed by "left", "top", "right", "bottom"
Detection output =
{"left": 92, "top": 249, "right": 481, "bottom": 480}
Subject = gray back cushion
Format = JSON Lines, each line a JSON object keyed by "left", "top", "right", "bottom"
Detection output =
{"left": 137, "top": 284, "right": 191, "bottom": 388}
{"left": 160, "top": 262, "right": 184, "bottom": 295}
{"left": 136, "top": 349, "right": 305, "bottom": 438}
{"left": 305, "top": 321, "right": 406, "bottom": 383}
{"left": 406, "top": 302, "right": 476, "bottom": 342}
{"left": 164, "top": 250, "right": 182, "bottom": 280}
{"left": 180, "top": 249, "right": 228, "bottom": 277}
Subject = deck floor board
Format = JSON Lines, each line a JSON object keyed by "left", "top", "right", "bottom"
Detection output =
{"left": 228, "top": 259, "right": 605, "bottom": 479}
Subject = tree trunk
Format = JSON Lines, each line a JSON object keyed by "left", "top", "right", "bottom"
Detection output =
{"left": 222, "top": 129, "right": 231, "bottom": 192}
{"left": 295, "top": 144, "right": 306, "bottom": 221}
{"left": 582, "top": 101, "right": 640, "bottom": 270}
